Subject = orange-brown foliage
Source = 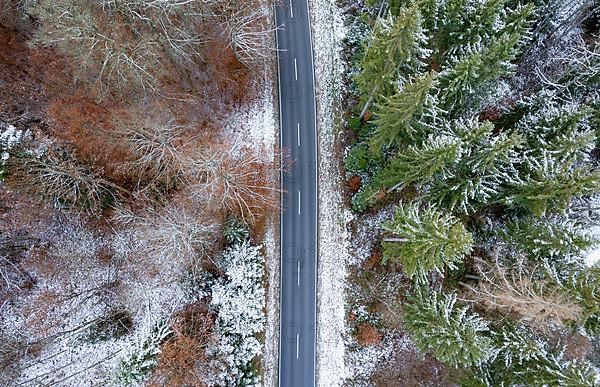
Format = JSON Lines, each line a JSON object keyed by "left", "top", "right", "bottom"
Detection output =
{"left": 150, "top": 302, "right": 215, "bottom": 387}
{"left": 47, "top": 95, "right": 136, "bottom": 186}
{"left": 356, "top": 322, "right": 383, "bottom": 346}
{"left": 348, "top": 175, "right": 362, "bottom": 193}
{"left": 364, "top": 249, "right": 382, "bottom": 270}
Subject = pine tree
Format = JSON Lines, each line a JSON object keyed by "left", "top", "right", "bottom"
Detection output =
{"left": 373, "top": 132, "right": 461, "bottom": 192}
{"left": 468, "top": 325, "right": 597, "bottom": 386}
{"left": 426, "top": 119, "right": 522, "bottom": 213}
{"left": 381, "top": 203, "right": 473, "bottom": 277}
{"left": 506, "top": 156, "right": 600, "bottom": 216}
{"left": 370, "top": 71, "right": 437, "bottom": 152}
{"left": 403, "top": 289, "right": 494, "bottom": 368}
{"left": 562, "top": 268, "right": 600, "bottom": 335}
{"left": 355, "top": 4, "right": 427, "bottom": 117}
{"left": 439, "top": 31, "right": 524, "bottom": 112}
{"left": 501, "top": 218, "right": 596, "bottom": 263}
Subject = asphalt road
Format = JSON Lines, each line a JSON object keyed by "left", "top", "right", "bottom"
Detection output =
{"left": 275, "top": 0, "right": 318, "bottom": 386}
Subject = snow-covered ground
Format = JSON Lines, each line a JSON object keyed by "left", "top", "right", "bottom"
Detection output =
{"left": 308, "top": 1, "right": 349, "bottom": 386}
{"left": 221, "top": 19, "right": 280, "bottom": 385}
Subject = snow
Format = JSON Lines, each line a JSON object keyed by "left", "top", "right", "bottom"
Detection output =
{"left": 345, "top": 332, "right": 414, "bottom": 385}
{"left": 263, "top": 216, "right": 279, "bottom": 387}
{"left": 584, "top": 226, "right": 600, "bottom": 267}
{"left": 223, "top": 65, "right": 276, "bottom": 161}
{"left": 308, "top": 0, "right": 349, "bottom": 386}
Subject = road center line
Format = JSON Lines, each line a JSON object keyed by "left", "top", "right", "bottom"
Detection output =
{"left": 289, "top": 0, "right": 294, "bottom": 18}
{"left": 298, "top": 190, "right": 301, "bottom": 215}
{"left": 297, "top": 261, "right": 300, "bottom": 286}
{"left": 297, "top": 122, "right": 301, "bottom": 146}
{"left": 294, "top": 58, "right": 298, "bottom": 80}
{"left": 296, "top": 333, "right": 300, "bottom": 359}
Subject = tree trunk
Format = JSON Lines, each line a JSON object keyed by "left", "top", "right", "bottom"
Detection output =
{"left": 382, "top": 237, "right": 409, "bottom": 243}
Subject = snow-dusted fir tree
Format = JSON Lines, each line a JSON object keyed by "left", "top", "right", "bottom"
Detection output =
{"left": 114, "top": 321, "right": 172, "bottom": 386}
{"left": 210, "top": 241, "right": 265, "bottom": 386}
{"left": 373, "top": 132, "right": 462, "bottom": 191}
{"left": 465, "top": 325, "right": 597, "bottom": 386}
{"left": 501, "top": 218, "right": 596, "bottom": 263}
{"left": 426, "top": 119, "right": 522, "bottom": 214}
{"left": 403, "top": 289, "right": 494, "bottom": 368}
{"left": 0, "top": 122, "right": 30, "bottom": 178}
{"left": 560, "top": 267, "right": 600, "bottom": 335}
{"left": 355, "top": 3, "right": 428, "bottom": 117}
{"left": 370, "top": 72, "right": 437, "bottom": 152}
{"left": 505, "top": 154, "right": 600, "bottom": 217}
{"left": 381, "top": 203, "right": 473, "bottom": 277}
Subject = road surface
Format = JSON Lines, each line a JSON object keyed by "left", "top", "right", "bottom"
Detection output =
{"left": 275, "top": 0, "right": 318, "bottom": 386}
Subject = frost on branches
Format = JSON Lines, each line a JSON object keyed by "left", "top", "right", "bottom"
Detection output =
{"left": 0, "top": 122, "right": 30, "bottom": 176}
{"left": 211, "top": 241, "right": 265, "bottom": 386}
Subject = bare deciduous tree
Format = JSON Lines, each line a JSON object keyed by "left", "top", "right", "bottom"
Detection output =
{"left": 223, "top": 7, "right": 276, "bottom": 67}
{"left": 185, "top": 143, "right": 279, "bottom": 222}
{"left": 462, "top": 258, "right": 582, "bottom": 331}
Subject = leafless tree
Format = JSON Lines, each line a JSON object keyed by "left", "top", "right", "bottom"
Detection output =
{"left": 461, "top": 257, "right": 582, "bottom": 331}
{"left": 119, "top": 111, "right": 189, "bottom": 189}
{"left": 223, "top": 7, "right": 277, "bottom": 67}
{"left": 9, "top": 150, "right": 121, "bottom": 213}
{"left": 185, "top": 143, "right": 279, "bottom": 222}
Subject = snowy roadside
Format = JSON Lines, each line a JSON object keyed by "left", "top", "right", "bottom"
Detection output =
{"left": 308, "top": 1, "right": 349, "bottom": 386}
{"left": 221, "top": 14, "right": 280, "bottom": 384}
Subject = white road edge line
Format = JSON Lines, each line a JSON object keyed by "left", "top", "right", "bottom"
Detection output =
{"left": 298, "top": 190, "right": 301, "bottom": 215}
{"left": 297, "top": 261, "right": 300, "bottom": 286}
{"left": 297, "top": 122, "right": 301, "bottom": 146}
{"left": 296, "top": 333, "right": 300, "bottom": 359}
{"left": 294, "top": 58, "right": 298, "bottom": 80}
{"left": 289, "top": 0, "right": 293, "bottom": 18}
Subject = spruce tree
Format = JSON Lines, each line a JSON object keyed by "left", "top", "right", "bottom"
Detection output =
{"left": 467, "top": 325, "right": 598, "bottom": 386}
{"left": 501, "top": 218, "right": 596, "bottom": 263}
{"left": 562, "top": 268, "right": 600, "bottom": 335}
{"left": 381, "top": 203, "right": 473, "bottom": 277}
{"left": 355, "top": 4, "right": 427, "bottom": 117}
{"left": 403, "top": 289, "right": 494, "bottom": 368}
{"left": 439, "top": 31, "right": 524, "bottom": 112}
{"left": 426, "top": 119, "right": 522, "bottom": 213}
{"left": 374, "top": 132, "right": 461, "bottom": 191}
{"left": 506, "top": 156, "right": 600, "bottom": 216}
{"left": 370, "top": 72, "right": 437, "bottom": 152}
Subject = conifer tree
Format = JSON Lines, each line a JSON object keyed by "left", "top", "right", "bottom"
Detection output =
{"left": 374, "top": 133, "right": 461, "bottom": 192}
{"left": 562, "top": 268, "right": 600, "bottom": 335}
{"left": 501, "top": 218, "right": 595, "bottom": 262}
{"left": 381, "top": 203, "right": 473, "bottom": 277}
{"left": 403, "top": 289, "right": 494, "bottom": 368}
{"left": 370, "top": 72, "right": 437, "bottom": 152}
{"left": 439, "top": 31, "right": 524, "bottom": 112}
{"left": 355, "top": 4, "right": 427, "bottom": 117}
{"left": 466, "top": 325, "right": 598, "bottom": 386}
{"left": 506, "top": 156, "right": 600, "bottom": 216}
{"left": 426, "top": 119, "right": 522, "bottom": 213}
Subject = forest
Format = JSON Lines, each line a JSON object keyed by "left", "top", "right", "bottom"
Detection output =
{"left": 342, "top": 0, "right": 600, "bottom": 385}
{"left": 0, "top": 0, "right": 277, "bottom": 386}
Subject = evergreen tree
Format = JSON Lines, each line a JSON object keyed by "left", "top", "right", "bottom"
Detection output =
{"left": 562, "top": 268, "right": 600, "bottom": 335}
{"left": 439, "top": 30, "right": 524, "bottom": 112}
{"left": 506, "top": 156, "right": 600, "bottom": 216}
{"left": 381, "top": 203, "right": 473, "bottom": 277}
{"left": 355, "top": 4, "right": 428, "bottom": 117}
{"left": 501, "top": 218, "right": 596, "bottom": 263}
{"left": 403, "top": 289, "right": 494, "bottom": 368}
{"left": 466, "top": 325, "right": 597, "bottom": 387}
{"left": 520, "top": 105, "right": 595, "bottom": 165}
{"left": 426, "top": 119, "right": 522, "bottom": 213}
{"left": 370, "top": 72, "right": 437, "bottom": 152}
{"left": 374, "top": 132, "right": 461, "bottom": 191}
